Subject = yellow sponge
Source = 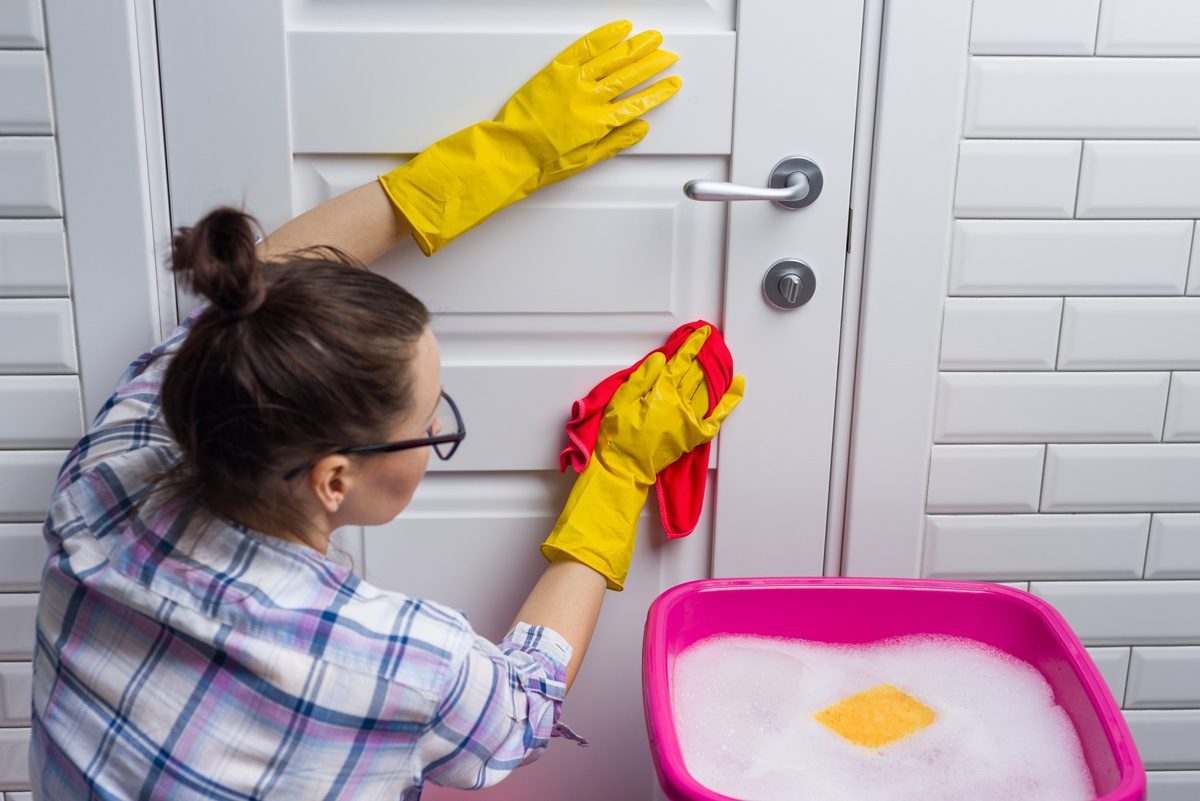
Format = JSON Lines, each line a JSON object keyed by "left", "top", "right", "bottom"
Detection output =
{"left": 814, "top": 683, "right": 936, "bottom": 748}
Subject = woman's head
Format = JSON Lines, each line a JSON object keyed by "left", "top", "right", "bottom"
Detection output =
{"left": 162, "top": 207, "right": 433, "bottom": 548}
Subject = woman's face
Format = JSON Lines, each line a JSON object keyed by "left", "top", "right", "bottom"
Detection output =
{"left": 340, "top": 325, "right": 442, "bottom": 526}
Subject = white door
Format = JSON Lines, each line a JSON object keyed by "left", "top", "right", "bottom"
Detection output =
{"left": 155, "top": 1, "right": 865, "bottom": 797}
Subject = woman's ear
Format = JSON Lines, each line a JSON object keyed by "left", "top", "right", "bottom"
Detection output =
{"left": 307, "top": 454, "right": 353, "bottom": 514}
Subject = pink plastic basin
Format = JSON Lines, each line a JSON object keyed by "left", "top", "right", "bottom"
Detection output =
{"left": 643, "top": 577, "right": 1145, "bottom": 801}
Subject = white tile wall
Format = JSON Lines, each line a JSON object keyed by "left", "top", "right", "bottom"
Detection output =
{"left": 1042, "top": 444, "right": 1200, "bottom": 512}
{"left": 955, "top": 140, "right": 1081, "bottom": 219}
{"left": 0, "top": 0, "right": 43, "bottom": 48}
{"left": 0, "top": 298, "right": 76, "bottom": 373}
{"left": 1077, "top": 142, "right": 1200, "bottom": 218}
{"left": 969, "top": 0, "right": 1099, "bottom": 56}
{"left": 1122, "top": 710, "right": 1200, "bottom": 770}
{"left": 1097, "top": 0, "right": 1200, "bottom": 57}
{"left": 1164, "top": 374, "right": 1200, "bottom": 442}
{"left": 0, "top": 525, "right": 46, "bottom": 592}
{"left": 1030, "top": 581, "right": 1200, "bottom": 645}
{"left": 0, "top": 220, "right": 69, "bottom": 297}
{"left": 933, "top": 372, "right": 1169, "bottom": 443}
{"left": 0, "top": 728, "right": 28, "bottom": 793}
{"left": 1126, "top": 647, "right": 1200, "bottom": 709}
{"left": 0, "top": 452, "right": 63, "bottom": 522}
{"left": 1146, "top": 771, "right": 1200, "bottom": 801}
{"left": 949, "top": 220, "right": 1193, "bottom": 297}
{"left": 1059, "top": 299, "right": 1200, "bottom": 371}
{"left": 0, "top": 595, "right": 35, "bottom": 661}
{"left": 1188, "top": 224, "right": 1200, "bottom": 296}
{"left": 0, "top": 663, "right": 30, "bottom": 727}
{"left": 0, "top": 376, "right": 81, "bottom": 448}
{"left": 939, "top": 298, "right": 1061, "bottom": 370}
{"left": 6, "top": 792, "right": 32, "bottom": 801}
{"left": 0, "top": 138, "right": 60, "bottom": 218}
{"left": 1146, "top": 514, "right": 1200, "bottom": 578}
{"left": 926, "top": 445, "right": 1044, "bottom": 513}
{"left": 923, "top": 514, "right": 1149, "bottom": 580}
{"left": 1086, "top": 647, "right": 1131, "bottom": 706}
{"left": 0, "top": 52, "right": 50, "bottom": 135}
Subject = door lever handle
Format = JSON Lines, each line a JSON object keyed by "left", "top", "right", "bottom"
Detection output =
{"left": 682, "top": 156, "right": 822, "bottom": 210}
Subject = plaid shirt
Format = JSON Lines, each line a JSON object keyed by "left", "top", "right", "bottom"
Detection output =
{"left": 30, "top": 308, "right": 577, "bottom": 800}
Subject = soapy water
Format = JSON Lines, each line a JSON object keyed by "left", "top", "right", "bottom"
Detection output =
{"left": 671, "top": 634, "right": 1095, "bottom": 801}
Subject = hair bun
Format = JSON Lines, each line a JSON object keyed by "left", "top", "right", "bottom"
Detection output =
{"left": 171, "top": 207, "right": 266, "bottom": 319}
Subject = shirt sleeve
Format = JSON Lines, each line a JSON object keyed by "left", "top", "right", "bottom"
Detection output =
{"left": 417, "top": 622, "right": 578, "bottom": 789}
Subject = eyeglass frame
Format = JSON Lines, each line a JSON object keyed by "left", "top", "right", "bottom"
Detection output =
{"left": 282, "top": 390, "right": 465, "bottom": 482}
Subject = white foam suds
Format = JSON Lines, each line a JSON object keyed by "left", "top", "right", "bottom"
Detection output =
{"left": 671, "top": 634, "right": 1095, "bottom": 801}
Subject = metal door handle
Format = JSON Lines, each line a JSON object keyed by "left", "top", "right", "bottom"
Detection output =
{"left": 683, "top": 156, "right": 823, "bottom": 210}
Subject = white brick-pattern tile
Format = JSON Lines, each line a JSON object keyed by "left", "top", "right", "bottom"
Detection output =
{"left": 0, "top": 452, "right": 63, "bottom": 522}
{"left": 969, "top": 0, "right": 1099, "bottom": 55}
{"left": 1188, "top": 224, "right": 1200, "bottom": 296}
{"left": 1126, "top": 647, "right": 1200, "bottom": 709}
{"left": 0, "top": 728, "right": 29, "bottom": 792}
{"left": 0, "top": 138, "right": 59, "bottom": 218}
{"left": 0, "top": 376, "right": 81, "bottom": 448}
{"left": 1042, "top": 444, "right": 1200, "bottom": 512}
{"left": 1164, "top": 374, "right": 1200, "bottom": 442}
{"left": 0, "top": 52, "right": 50, "bottom": 135}
{"left": 1030, "top": 580, "right": 1200, "bottom": 645}
{"left": 955, "top": 140, "right": 1081, "bottom": 219}
{"left": 1059, "top": 298, "right": 1200, "bottom": 371}
{"left": 1145, "top": 515, "right": 1200, "bottom": 579}
{"left": 0, "top": 220, "right": 69, "bottom": 297}
{"left": 950, "top": 220, "right": 1193, "bottom": 297}
{"left": 1078, "top": 142, "right": 1200, "bottom": 218}
{"left": 934, "top": 372, "right": 1169, "bottom": 444}
{"left": 0, "top": 525, "right": 46, "bottom": 592}
{"left": 926, "top": 445, "right": 1045, "bottom": 513}
{"left": 939, "top": 298, "right": 1061, "bottom": 370}
{"left": 6, "top": 792, "right": 33, "bottom": 801}
{"left": 965, "top": 58, "right": 1200, "bottom": 140}
{"left": 0, "top": 595, "right": 35, "bottom": 661}
{"left": 0, "top": 0, "right": 43, "bottom": 48}
{"left": 0, "top": 663, "right": 30, "bottom": 727}
{"left": 1085, "top": 647, "right": 1131, "bottom": 706}
{"left": 923, "top": 514, "right": 1149, "bottom": 580}
{"left": 1123, "top": 710, "right": 1200, "bottom": 770}
{"left": 0, "top": 298, "right": 76, "bottom": 374}
{"left": 1146, "top": 771, "right": 1200, "bottom": 801}
{"left": 1097, "top": 0, "right": 1200, "bottom": 57}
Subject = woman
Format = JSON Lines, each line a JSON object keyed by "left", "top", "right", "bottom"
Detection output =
{"left": 29, "top": 21, "right": 743, "bottom": 800}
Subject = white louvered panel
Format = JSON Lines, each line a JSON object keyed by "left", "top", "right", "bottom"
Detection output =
{"left": 1059, "top": 298, "right": 1200, "bottom": 371}
{"left": 0, "top": 376, "right": 82, "bottom": 449}
{"left": 0, "top": 452, "right": 64, "bottom": 523}
{"left": 949, "top": 220, "right": 1193, "bottom": 297}
{"left": 926, "top": 445, "right": 1045, "bottom": 513}
{"left": 1122, "top": 710, "right": 1200, "bottom": 770}
{"left": 1146, "top": 514, "right": 1200, "bottom": 579}
{"left": 933, "top": 372, "right": 1169, "bottom": 444}
{"left": 1164, "top": 373, "right": 1200, "bottom": 442}
{"left": 0, "top": 663, "right": 30, "bottom": 727}
{"left": 0, "top": 52, "right": 51, "bottom": 135}
{"left": 0, "top": 139, "right": 60, "bottom": 218}
{"left": 1078, "top": 142, "right": 1200, "bottom": 218}
{"left": 954, "top": 140, "right": 1081, "bottom": 218}
{"left": 939, "top": 298, "right": 1061, "bottom": 370}
{"left": 1085, "top": 647, "right": 1131, "bottom": 706}
{"left": 922, "top": 514, "right": 1149, "bottom": 580}
{"left": 0, "top": 595, "right": 36, "bottom": 661}
{"left": 0, "top": 220, "right": 69, "bottom": 298}
{"left": 0, "top": 299, "right": 76, "bottom": 374}
{"left": 1097, "top": 0, "right": 1200, "bottom": 56}
{"left": 969, "top": 0, "right": 1099, "bottom": 55}
{"left": 0, "top": 525, "right": 47, "bottom": 592}
{"left": 1030, "top": 581, "right": 1200, "bottom": 645}
{"left": 1127, "top": 647, "right": 1200, "bottom": 709}
{"left": 0, "top": 0, "right": 43, "bottom": 48}
{"left": 0, "top": 728, "right": 28, "bottom": 793}
{"left": 1042, "top": 444, "right": 1200, "bottom": 513}
{"left": 964, "top": 58, "right": 1200, "bottom": 139}
{"left": 286, "top": 31, "right": 733, "bottom": 156}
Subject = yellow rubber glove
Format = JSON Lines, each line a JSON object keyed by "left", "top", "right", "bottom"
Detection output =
{"left": 541, "top": 327, "right": 745, "bottom": 590}
{"left": 379, "top": 20, "right": 682, "bottom": 256}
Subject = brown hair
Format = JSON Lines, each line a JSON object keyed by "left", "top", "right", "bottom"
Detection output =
{"left": 160, "top": 207, "right": 429, "bottom": 545}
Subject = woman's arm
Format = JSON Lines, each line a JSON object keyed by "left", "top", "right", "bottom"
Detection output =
{"left": 256, "top": 181, "right": 412, "bottom": 267}
{"left": 509, "top": 556, "right": 607, "bottom": 693}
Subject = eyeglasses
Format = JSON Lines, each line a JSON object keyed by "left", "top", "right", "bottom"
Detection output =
{"left": 283, "top": 391, "right": 465, "bottom": 482}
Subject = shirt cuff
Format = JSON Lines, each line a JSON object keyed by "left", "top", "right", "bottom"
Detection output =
{"left": 499, "top": 622, "right": 589, "bottom": 747}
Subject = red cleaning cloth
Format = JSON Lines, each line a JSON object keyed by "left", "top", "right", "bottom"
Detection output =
{"left": 558, "top": 320, "right": 734, "bottom": 539}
